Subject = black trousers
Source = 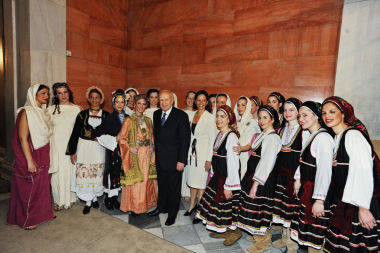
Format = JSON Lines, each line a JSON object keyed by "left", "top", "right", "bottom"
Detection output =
{"left": 156, "top": 164, "right": 182, "bottom": 218}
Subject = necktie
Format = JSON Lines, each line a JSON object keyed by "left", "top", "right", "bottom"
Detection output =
{"left": 161, "top": 112, "right": 166, "bottom": 126}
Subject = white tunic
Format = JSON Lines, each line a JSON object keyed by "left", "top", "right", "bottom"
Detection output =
{"left": 337, "top": 130, "right": 373, "bottom": 209}
{"left": 251, "top": 130, "right": 281, "bottom": 185}
{"left": 144, "top": 108, "right": 159, "bottom": 126}
{"left": 295, "top": 129, "right": 334, "bottom": 200}
{"left": 48, "top": 104, "right": 81, "bottom": 208}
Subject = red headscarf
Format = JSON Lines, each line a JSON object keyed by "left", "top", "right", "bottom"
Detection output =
{"left": 217, "top": 105, "right": 240, "bottom": 138}
{"left": 323, "top": 96, "right": 369, "bottom": 138}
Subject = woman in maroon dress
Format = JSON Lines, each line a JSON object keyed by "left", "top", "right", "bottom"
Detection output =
{"left": 7, "top": 83, "right": 55, "bottom": 230}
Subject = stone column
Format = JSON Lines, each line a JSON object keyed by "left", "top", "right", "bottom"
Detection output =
{"left": 2, "top": 0, "right": 66, "bottom": 180}
{"left": 334, "top": 0, "right": 380, "bottom": 153}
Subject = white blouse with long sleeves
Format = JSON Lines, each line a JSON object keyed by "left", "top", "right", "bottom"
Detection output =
{"left": 338, "top": 130, "right": 373, "bottom": 209}
{"left": 251, "top": 130, "right": 281, "bottom": 185}
{"left": 295, "top": 128, "right": 334, "bottom": 200}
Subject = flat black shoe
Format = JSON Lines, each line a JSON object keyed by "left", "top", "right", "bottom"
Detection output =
{"left": 83, "top": 205, "right": 91, "bottom": 215}
{"left": 193, "top": 217, "right": 201, "bottom": 224}
{"left": 105, "top": 197, "right": 114, "bottom": 211}
{"left": 111, "top": 196, "right": 120, "bottom": 210}
{"left": 165, "top": 216, "right": 176, "bottom": 226}
{"left": 184, "top": 204, "right": 197, "bottom": 216}
{"left": 130, "top": 211, "right": 139, "bottom": 218}
{"left": 147, "top": 208, "right": 161, "bottom": 216}
{"left": 92, "top": 201, "right": 99, "bottom": 209}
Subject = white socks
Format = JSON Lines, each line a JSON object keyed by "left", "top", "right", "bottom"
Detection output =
{"left": 86, "top": 201, "right": 92, "bottom": 206}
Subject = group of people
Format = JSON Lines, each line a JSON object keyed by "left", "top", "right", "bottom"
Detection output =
{"left": 6, "top": 83, "right": 380, "bottom": 253}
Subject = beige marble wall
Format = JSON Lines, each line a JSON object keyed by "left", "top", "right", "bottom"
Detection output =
{"left": 2, "top": 0, "right": 66, "bottom": 175}
{"left": 334, "top": 0, "right": 380, "bottom": 140}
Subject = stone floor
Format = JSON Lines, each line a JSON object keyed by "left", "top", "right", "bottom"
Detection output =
{"left": 97, "top": 194, "right": 308, "bottom": 253}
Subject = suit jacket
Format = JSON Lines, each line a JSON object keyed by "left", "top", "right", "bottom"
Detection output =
{"left": 153, "top": 107, "right": 191, "bottom": 171}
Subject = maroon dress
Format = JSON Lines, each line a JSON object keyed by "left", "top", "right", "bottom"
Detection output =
{"left": 6, "top": 110, "right": 54, "bottom": 228}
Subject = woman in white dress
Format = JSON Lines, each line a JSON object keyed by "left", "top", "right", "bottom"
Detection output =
{"left": 249, "top": 96, "right": 262, "bottom": 133}
{"left": 49, "top": 83, "right": 82, "bottom": 211}
{"left": 184, "top": 90, "right": 216, "bottom": 217}
{"left": 66, "top": 86, "right": 110, "bottom": 215}
{"left": 124, "top": 88, "right": 139, "bottom": 115}
{"left": 234, "top": 96, "right": 260, "bottom": 178}
{"left": 144, "top": 89, "right": 160, "bottom": 123}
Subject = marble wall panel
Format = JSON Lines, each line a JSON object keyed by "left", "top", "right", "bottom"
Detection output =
{"left": 299, "top": 0, "right": 344, "bottom": 27}
{"left": 183, "top": 12, "right": 234, "bottom": 42}
{"left": 128, "top": 0, "right": 144, "bottom": 12}
{"left": 67, "top": 58, "right": 89, "bottom": 83}
{"left": 142, "top": 66, "right": 182, "bottom": 87}
{"left": 128, "top": 29, "right": 144, "bottom": 50}
{"left": 295, "top": 56, "right": 337, "bottom": 87}
{"left": 109, "top": 66, "right": 127, "bottom": 87}
{"left": 127, "top": 69, "right": 143, "bottom": 87}
{"left": 48, "top": 0, "right": 65, "bottom": 7}
{"left": 259, "top": 86, "right": 334, "bottom": 103}
{"left": 144, "top": 0, "right": 173, "bottom": 8}
{"left": 234, "top": 0, "right": 301, "bottom": 36}
{"left": 67, "top": 0, "right": 111, "bottom": 24}
{"left": 66, "top": 6, "right": 90, "bottom": 37}
{"left": 207, "top": 0, "right": 262, "bottom": 16}
{"left": 161, "top": 44, "right": 182, "bottom": 66}
{"left": 233, "top": 33, "right": 266, "bottom": 61}
{"left": 110, "top": 0, "right": 129, "bottom": 30}
{"left": 142, "top": 22, "right": 183, "bottom": 48}
{"left": 88, "top": 61, "right": 111, "bottom": 86}
{"left": 89, "top": 18, "right": 127, "bottom": 49}
{"left": 231, "top": 59, "right": 296, "bottom": 88}
{"left": 127, "top": 48, "right": 162, "bottom": 69}
{"left": 266, "top": 29, "right": 300, "bottom": 59}
{"left": 297, "top": 23, "right": 340, "bottom": 57}
{"left": 109, "top": 46, "right": 128, "bottom": 69}
{"left": 205, "top": 37, "right": 235, "bottom": 63}
{"left": 162, "top": 0, "right": 207, "bottom": 25}
{"left": 182, "top": 40, "right": 206, "bottom": 65}
{"left": 30, "top": 0, "right": 66, "bottom": 55}
{"left": 127, "top": 4, "right": 163, "bottom": 31}
{"left": 181, "top": 63, "right": 232, "bottom": 88}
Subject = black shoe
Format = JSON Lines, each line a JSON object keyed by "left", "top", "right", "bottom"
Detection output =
{"left": 105, "top": 197, "right": 114, "bottom": 211}
{"left": 147, "top": 208, "right": 161, "bottom": 216}
{"left": 130, "top": 211, "right": 139, "bottom": 218}
{"left": 165, "top": 216, "right": 176, "bottom": 226}
{"left": 111, "top": 196, "right": 120, "bottom": 210}
{"left": 92, "top": 201, "right": 99, "bottom": 209}
{"left": 193, "top": 217, "right": 201, "bottom": 224}
{"left": 83, "top": 205, "right": 91, "bottom": 215}
{"left": 184, "top": 204, "right": 197, "bottom": 216}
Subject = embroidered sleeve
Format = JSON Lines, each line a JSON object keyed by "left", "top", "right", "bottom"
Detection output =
{"left": 119, "top": 117, "right": 132, "bottom": 173}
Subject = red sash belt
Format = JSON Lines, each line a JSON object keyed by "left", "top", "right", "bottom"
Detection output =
{"left": 277, "top": 164, "right": 296, "bottom": 202}
{"left": 331, "top": 182, "right": 380, "bottom": 235}
{"left": 246, "top": 171, "right": 278, "bottom": 188}
{"left": 213, "top": 174, "right": 227, "bottom": 205}
{"left": 299, "top": 179, "right": 316, "bottom": 224}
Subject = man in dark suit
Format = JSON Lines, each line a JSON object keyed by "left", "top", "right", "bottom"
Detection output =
{"left": 147, "top": 90, "right": 191, "bottom": 226}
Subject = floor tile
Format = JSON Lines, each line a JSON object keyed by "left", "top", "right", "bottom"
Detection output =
{"left": 162, "top": 224, "right": 202, "bottom": 247}
{"left": 203, "top": 241, "right": 245, "bottom": 253}
{"left": 129, "top": 213, "right": 161, "bottom": 229}
{"left": 160, "top": 210, "right": 192, "bottom": 227}
{"left": 193, "top": 223, "right": 225, "bottom": 244}
{"left": 99, "top": 204, "right": 126, "bottom": 216}
{"left": 144, "top": 227, "right": 164, "bottom": 239}
{"left": 112, "top": 214, "right": 129, "bottom": 223}
{"left": 183, "top": 244, "right": 206, "bottom": 253}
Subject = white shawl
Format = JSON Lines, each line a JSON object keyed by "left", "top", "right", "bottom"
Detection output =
{"left": 17, "top": 83, "right": 53, "bottom": 150}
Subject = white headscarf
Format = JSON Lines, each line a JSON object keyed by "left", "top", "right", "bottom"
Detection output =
{"left": 233, "top": 96, "right": 253, "bottom": 143}
{"left": 124, "top": 88, "right": 139, "bottom": 95}
{"left": 212, "top": 93, "right": 231, "bottom": 117}
{"left": 17, "top": 83, "right": 53, "bottom": 150}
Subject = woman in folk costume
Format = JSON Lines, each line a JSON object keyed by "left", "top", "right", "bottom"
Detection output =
{"left": 183, "top": 91, "right": 196, "bottom": 114}
{"left": 66, "top": 86, "right": 110, "bottom": 215}
{"left": 290, "top": 101, "right": 334, "bottom": 252}
{"left": 144, "top": 89, "right": 160, "bottom": 123}
{"left": 212, "top": 93, "right": 231, "bottom": 116}
{"left": 7, "top": 84, "right": 54, "bottom": 230}
{"left": 124, "top": 88, "right": 139, "bottom": 116}
{"left": 249, "top": 96, "right": 263, "bottom": 133}
{"left": 119, "top": 94, "right": 158, "bottom": 217}
{"left": 267, "top": 92, "right": 285, "bottom": 128}
{"left": 234, "top": 96, "right": 259, "bottom": 178}
{"left": 96, "top": 89, "right": 130, "bottom": 211}
{"left": 185, "top": 90, "right": 216, "bottom": 220}
{"left": 48, "top": 83, "right": 82, "bottom": 211}
{"left": 209, "top": 94, "right": 217, "bottom": 111}
{"left": 271, "top": 98, "right": 310, "bottom": 252}
{"left": 235, "top": 105, "right": 281, "bottom": 253}
{"left": 196, "top": 105, "right": 241, "bottom": 246}
{"left": 322, "top": 96, "right": 380, "bottom": 253}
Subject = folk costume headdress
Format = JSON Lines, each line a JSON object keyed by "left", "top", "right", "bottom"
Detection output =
{"left": 301, "top": 101, "right": 322, "bottom": 119}
{"left": 268, "top": 92, "right": 285, "bottom": 113}
{"left": 285, "top": 98, "right": 303, "bottom": 112}
{"left": 218, "top": 105, "right": 240, "bottom": 138}
{"left": 233, "top": 96, "right": 253, "bottom": 140}
{"left": 124, "top": 88, "right": 139, "bottom": 96}
{"left": 259, "top": 105, "right": 280, "bottom": 129}
{"left": 86, "top": 86, "right": 105, "bottom": 104}
{"left": 323, "top": 96, "right": 369, "bottom": 138}
{"left": 249, "top": 96, "right": 263, "bottom": 108}
{"left": 17, "top": 83, "right": 53, "bottom": 150}
{"left": 212, "top": 93, "right": 232, "bottom": 117}
{"left": 111, "top": 89, "right": 129, "bottom": 104}
{"left": 135, "top": 94, "right": 147, "bottom": 104}
{"left": 52, "top": 82, "right": 69, "bottom": 105}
